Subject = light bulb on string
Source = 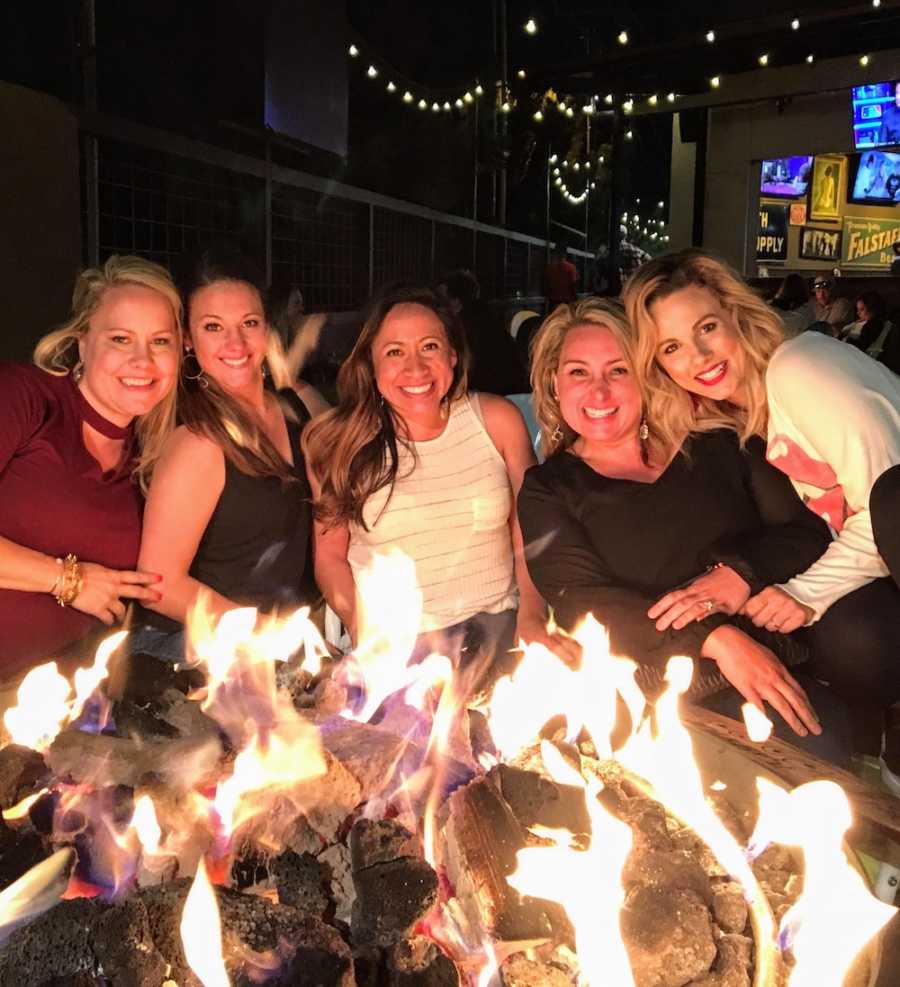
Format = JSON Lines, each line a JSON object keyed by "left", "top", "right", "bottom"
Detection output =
{"left": 605, "top": 93, "right": 613, "bottom": 104}
{"left": 791, "top": 17, "right": 800, "bottom": 29}
{"left": 501, "top": 101, "right": 511, "bottom": 113}
{"left": 648, "top": 94, "right": 658, "bottom": 106}
{"left": 599, "top": 155, "right": 605, "bottom": 163}
{"left": 475, "top": 84, "right": 484, "bottom": 96}
{"left": 618, "top": 30, "right": 629, "bottom": 45}
{"left": 386, "top": 81, "right": 397, "bottom": 93}
{"left": 710, "top": 75, "right": 721, "bottom": 88}
{"left": 658, "top": 200, "right": 664, "bottom": 208}
{"left": 431, "top": 102, "right": 440, "bottom": 112}
{"left": 566, "top": 106, "right": 574, "bottom": 117}
{"left": 403, "top": 91, "right": 413, "bottom": 103}
{"left": 553, "top": 167, "right": 560, "bottom": 175}
{"left": 517, "top": 69, "right": 526, "bottom": 79}
{"left": 418, "top": 99, "right": 428, "bottom": 110}
{"left": 367, "top": 65, "right": 378, "bottom": 78}
{"left": 549, "top": 153, "right": 558, "bottom": 163}
{"left": 463, "top": 91, "right": 473, "bottom": 103}
{"left": 860, "top": 54, "right": 870, "bottom": 66}
{"left": 443, "top": 101, "right": 452, "bottom": 112}
{"left": 583, "top": 104, "right": 595, "bottom": 115}
{"left": 625, "top": 129, "right": 633, "bottom": 140}
{"left": 623, "top": 99, "right": 634, "bottom": 113}
{"left": 667, "top": 92, "right": 676, "bottom": 103}
{"left": 758, "top": 53, "right": 769, "bottom": 66}
{"left": 806, "top": 53, "right": 815, "bottom": 63}
{"left": 573, "top": 162, "right": 580, "bottom": 171}
{"left": 706, "top": 30, "right": 715, "bottom": 43}
{"left": 873, "top": 0, "right": 881, "bottom": 7}
{"left": 524, "top": 18, "right": 538, "bottom": 34}
{"left": 533, "top": 110, "right": 543, "bottom": 121}
{"left": 456, "top": 98, "right": 464, "bottom": 108}
{"left": 348, "top": 44, "right": 359, "bottom": 57}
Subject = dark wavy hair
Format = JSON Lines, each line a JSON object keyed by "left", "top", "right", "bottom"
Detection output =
{"left": 303, "top": 283, "right": 469, "bottom": 529}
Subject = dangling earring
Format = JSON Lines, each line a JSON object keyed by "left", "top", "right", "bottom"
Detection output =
{"left": 551, "top": 423, "right": 563, "bottom": 444}
{"left": 71, "top": 361, "right": 84, "bottom": 383}
{"left": 182, "top": 349, "right": 208, "bottom": 388}
{"left": 639, "top": 417, "right": 649, "bottom": 441}
{"left": 261, "top": 360, "right": 270, "bottom": 379}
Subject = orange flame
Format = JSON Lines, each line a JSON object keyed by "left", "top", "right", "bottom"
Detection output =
{"left": 181, "top": 857, "right": 230, "bottom": 987}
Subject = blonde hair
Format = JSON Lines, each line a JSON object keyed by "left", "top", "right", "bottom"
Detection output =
{"left": 303, "top": 285, "right": 469, "bottom": 529}
{"left": 529, "top": 297, "right": 670, "bottom": 464}
{"left": 622, "top": 249, "right": 784, "bottom": 446}
{"left": 33, "top": 255, "right": 182, "bottom": 492}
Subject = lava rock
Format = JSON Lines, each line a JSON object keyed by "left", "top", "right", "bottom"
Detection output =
{"left": 710, "top": 884, "right": 748, "bottom": 935}
{"left": 0, "top": 815, "right": 49, "bottom": 892}
{"left": 90, "top": 895, "right": 170, "bottom": 987}
{"left": 386, "top": 936, "right": 459, "bottom": 987}
{"left": 622, "top": 849, "right": 713, "bottom": 904}
{"left": 500, "top": 954, "right": 575, "bottom": 987}
{"left": 621, "top": 886, "right": 717, "bottom": 987}
{"left": 0, "top": 897, "right": 103, "bottom": 986}
{"left": 272, "top": 849, "right": 331, "bottom": 916}
{"left": 351, "top": 857, "right": 439, "bottom": 947}
{"left": 0, "top": 744, "right": 48, "bottom": 809}
{"left": 350, "top": 818, "right": 420, "bottom": 872}
{"left": 690, "top": 932, "right": 753, "bottom": 987}
{"left": 491, "top": 764, "right": 590, "bottom": 835}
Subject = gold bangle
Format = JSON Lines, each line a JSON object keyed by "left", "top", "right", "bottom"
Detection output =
{"left": 54, "top": 554, "right": 83, "bottom": 607}
{"left": 49, "top": 557, "right": 64, "bottom": 596}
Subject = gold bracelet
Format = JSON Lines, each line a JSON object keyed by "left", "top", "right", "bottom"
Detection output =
{"left": 50, "top": 557, "right": 65, "bottom": 596}
{"left": 54, "top": 554, "right": 83, "bottom": 607}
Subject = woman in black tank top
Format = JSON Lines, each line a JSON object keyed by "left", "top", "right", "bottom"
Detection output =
{"left": 130, "top": 250, "right": 319, "bottom": 661}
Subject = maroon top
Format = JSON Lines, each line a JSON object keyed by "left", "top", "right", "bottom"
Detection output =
{"left": 0, "top": 363, "right": 143, "bottom": 675}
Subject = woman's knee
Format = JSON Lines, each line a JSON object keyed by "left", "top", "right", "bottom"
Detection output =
{"left": 871, "top": 464, "right": 900, "bottom": 588}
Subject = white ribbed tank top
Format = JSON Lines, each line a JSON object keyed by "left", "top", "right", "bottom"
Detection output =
{"left": 348, "top": 394, "right": 517, "bottom": 632}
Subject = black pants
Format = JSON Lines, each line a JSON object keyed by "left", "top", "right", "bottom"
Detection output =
{"left": 872, "top": 464, "right": 900, "bottom": 592}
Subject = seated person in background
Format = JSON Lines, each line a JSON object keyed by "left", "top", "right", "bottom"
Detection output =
{"left": 0, "top": 256, "right": 180, "bottom": 677}
{"left": 267, "top": 282, "right": 332, "bottom": 417}
{"left": 770, "top": 273, "right": 815, "bottom": 337}
{"left": 625, "top": 249, "right": 900, "bottom": 783}
{"left": 518, "top": 299, "right": 849, "bottom": 762}
{"left": 304, "top": 284, "right": 572, "bottom": 685}
{"left": 840, "top": 291, "right": 894, "bottom": 362}
{"left": 133, "top": 249, "right": 318, "bottom": 660}
{"left": 811, "top": 273, "right": 853, "bottom": 336}
{"left": 437, "top": 269, "right": 529, "bottom": 396}
{"left": 544, "top": 248, "right": 579, "bottom": 309}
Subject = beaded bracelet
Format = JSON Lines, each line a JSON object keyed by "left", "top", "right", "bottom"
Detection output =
{"left": 53, "top": 554, "right": 84, "bottom": 607}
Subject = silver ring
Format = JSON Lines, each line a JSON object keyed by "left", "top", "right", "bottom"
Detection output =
{"left": 702, "top": 600, "right": 715, "bottom": 613}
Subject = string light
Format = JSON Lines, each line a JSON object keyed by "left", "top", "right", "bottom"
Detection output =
{"left": 710, "top": 76, "right": 721, "bottom": 88}
{"left": 625, "top": 129, "right": 634, "bottom": 140}
{"left": 386, "top": 81, "right": 397, "bottom": 92}
{"left": 524, "top": 18, "right": 538, "bottom": 34}
{"left": 605, "top": 93, "right": 614, "bottom": 104}
{"left": 475, "top": 84, "right": 484, "bottom": 95}
{"left": 791, "top": 17, "right": 800, "bottom": 29}
{"left": 706, "top": 30, "right": 715, "bottom": 43}
{"left": 873, "top": 0, "right": 881, "bottom": 7}
{"left": 455, "top": 98, "right": 464, "bottom": 108}
{"left": 418, "top": 98, "right": 427, "bottom": 110}
{"left": 517, "top": 69, "right": 526, "bottom": 79}
{"left": 533, "top": 110, "right": 543, "bottom": 121}
{"left": 367, "top": 65, "right": 378, "bottom": 78}
{"left": 658, "top": 200, "right": 664, "bottom": 208}
{"left": 348, "top": 44, "right": 359, "bottom": 56}
{"left": 648, "top": 94, "right": 658, "bottom": 106}
{"left": 617, "top": 30, "right": 629, "bottom": 45}
{"left": 501, "top": 101, "right": 511, "bottom": 113}
{"left": 403, "top": 90, "right": 413, "bottom": 103}
{"left": 667, "top": 92, "right": 676, "bottom": 103}
{"left": 566, "top": 106, "right": 574, "bottom": 117}
{"left": 806, "top": 53, "right": 815, "bottom": 64}
{"left": 623, "top": 99, "right": 634, "bottom": 113}
{"left": 463, "top": 91, "right": 473, "bottom": 103}
{"left": 583, "top": 103, "right": 595, "bottom": 115}
{"left": 443, "top": 101, "right": 452, "bottom": 112}
{"left": 549, "top": 153, "right": 558, "bottom": 163}
{"left": 557, "top": 101, "right": 567, "bottom": 114}
{"left": 860, "top": 54, "right": 870, "bottom": 66}
{"left": 758, "top": 53, "right": 769, "bottom": 66}
{"left": 431, "top": 101, "right": 440, "bottom": 112}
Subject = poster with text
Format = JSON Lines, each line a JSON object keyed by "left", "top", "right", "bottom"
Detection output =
{"left": 841, "top": 216, "right": 900, "bottom": 267}
{"left": 756, "top": 203, "right": 789, "bottom": 260}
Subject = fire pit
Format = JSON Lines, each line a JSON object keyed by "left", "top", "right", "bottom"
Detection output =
{"left": 0, "top": 581, "right": 893, "bottom": 987}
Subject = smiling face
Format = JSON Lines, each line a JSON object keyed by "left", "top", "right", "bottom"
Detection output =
{"left": 649, "top": 284, "right": 748, "bottom": 405}
{"left": 187, "top": 279, "right": 268, "bottom": 399}
{"left": 77, "top": 283, "right": 179, "bottom": 427}
{"left": 371, "top": 302, "right": 458, "bottom": 434}
{"left": 554, "top": 323, "right": 642, "bottom": 447}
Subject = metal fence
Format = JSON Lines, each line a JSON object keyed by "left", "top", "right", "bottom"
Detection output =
{"left": 77, "top": 109, "right": 593, "bottom": 313}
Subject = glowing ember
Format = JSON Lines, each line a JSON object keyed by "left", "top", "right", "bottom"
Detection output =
{"left": 180, "top": 857, "right": 230, "bottom": 987}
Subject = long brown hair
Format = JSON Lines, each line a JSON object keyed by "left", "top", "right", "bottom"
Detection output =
{"left": 177, "top": 249, "right": 298, "bottom": 483}
{"left": 33, "top": 255, "right": 182, "bottom": 492}
{"left": 303, "top": 284, "right": 469, "bottom": 529}
{"left": 622, "top": 249, "right": 784, "bottom": 446}
{"left": 529, "top": 298, "right": 671, "bottom": 464}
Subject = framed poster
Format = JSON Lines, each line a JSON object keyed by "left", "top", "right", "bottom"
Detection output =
{"left": 756, "top": 203, "right": 789, "bottom": 261}
{"left": 841, "top": 215, "right": 900, "bottom": 268}
{"left": 789, "top": 202, "right": 807, "bottom": 226}
{"left": 809, "top": 154, "right": 845, "bottom": 221}
{"left": 799, "top": 226, "right": 842, "bottom": 261}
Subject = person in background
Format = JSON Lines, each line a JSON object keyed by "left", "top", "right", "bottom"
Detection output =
{"left": 304, "top": 283, "right": 573, "bottom": 690}
{"left": 437, "top": 270, "right": 529, "bottom": 396}
{"left": 0, "top": 256, "right": 180, "bottom": 675}
{"left": 518, "top": 298, "right": 849, "bottom": 762}
{"left": 617, "top": 225, "right": 651, "bottom": 285}
{"left": 133, "top": 250, "right": 317, "bottom": 660}
{"left": 771, "top": 273, "right": 815, "bottom": 337}
{"left": 624, "top": 249, "right": 900, "bottom": 786}
{"left": 544, "top": 247, "right": 579, "bottom": 310}
{"left": 840, "top": 292, "right": 894, "bottom": 361}
{"left": 267, "top": 283, "right": 332, "bottom": 417}
{"left": 811, "top": 273, "right": 853, "bottom": 336}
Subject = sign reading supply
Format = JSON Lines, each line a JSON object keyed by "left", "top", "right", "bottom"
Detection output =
{"left": 756, "top": 204, "right": 789, "bottom": 260}
{"left": 841, "top": 216, "right": 900, "bottom": 268}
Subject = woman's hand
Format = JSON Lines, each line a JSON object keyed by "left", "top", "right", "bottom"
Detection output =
{"left": 702, "top": 625, "right": 821, "bottom": 738}
{"left": 648, "top": 565, "right": 751, "bottom": 631}
{"left": 71, "top": 564, "right": 162, "bottom": 625}
{"left": 515, "top": 610, "right": 582, "bottom": 666}
{"left": 740, "top": 586, "right": 814, "bottom": 633}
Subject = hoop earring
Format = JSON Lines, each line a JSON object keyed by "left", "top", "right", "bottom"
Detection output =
{"left": 182, "top": 350, "right": 208, "bottom": 388}
{"left": 71, "top": 361, "right": 84, "bottom": 384}
{"left": 639, "top": 417, "right": 649, "bottom": 441}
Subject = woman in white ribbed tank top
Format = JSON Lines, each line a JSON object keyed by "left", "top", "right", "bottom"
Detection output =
{"left": 303, "top": 285, "right": 575, "bottom": 687}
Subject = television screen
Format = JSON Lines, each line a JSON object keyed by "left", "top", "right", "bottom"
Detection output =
{"left": 850, "top": 150, "right": 900, "bottom": 202}
{"left": 760, "top": 156, "right": 814, "bottom": 198}
{"left": 852, "top": 81, "right": 900, "bottom": 150}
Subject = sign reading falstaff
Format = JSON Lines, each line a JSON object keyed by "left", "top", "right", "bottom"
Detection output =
{"left": 841, "top": 216, "right": 900, "bottom": 268}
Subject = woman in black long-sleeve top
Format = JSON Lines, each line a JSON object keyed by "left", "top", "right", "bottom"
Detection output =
{"left": 518, "top": 299, "right": 849, "bottom": 762}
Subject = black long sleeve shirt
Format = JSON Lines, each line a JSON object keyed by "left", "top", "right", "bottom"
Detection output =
{"left": 518, "top": 430, "right": 831, "bottom": 668}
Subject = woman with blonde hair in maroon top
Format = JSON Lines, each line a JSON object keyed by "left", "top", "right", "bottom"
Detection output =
{"left": 0, "top": 255, "right": 181, "bottom": 675}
